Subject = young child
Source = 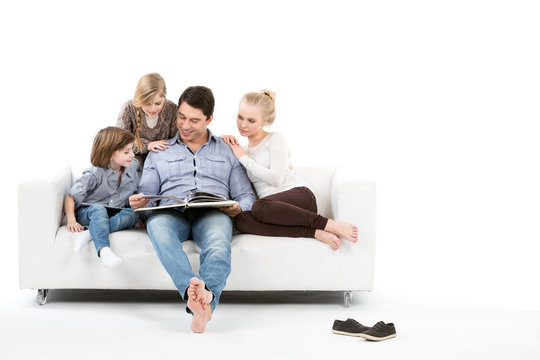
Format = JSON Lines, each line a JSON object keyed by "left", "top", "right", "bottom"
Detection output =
{"left": 64, "top": 126, "right": 139, "bottom": 268}
{"left": 116, "top": 72, "right": 178, "bottom": 166}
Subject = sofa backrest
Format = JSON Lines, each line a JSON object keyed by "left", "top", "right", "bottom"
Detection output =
{"left": 295, "top": 166, "right": 335, "bottom": 218}
{"left": 70, "top": 165, "right": 336, "bottom": 218}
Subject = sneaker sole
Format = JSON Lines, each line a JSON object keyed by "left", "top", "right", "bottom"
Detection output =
{"left": 332, "top": 329, "right": 367, "bottom": 337}
{"left": 359, "top": 333, "right": 397, "bottom": 341}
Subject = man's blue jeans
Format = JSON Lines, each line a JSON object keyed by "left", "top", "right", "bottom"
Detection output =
{"left": 76, "top": 205, "right": 139, "bottom": 255}
{"left": 146, "top": 208, "right": 233, "bottom": 312}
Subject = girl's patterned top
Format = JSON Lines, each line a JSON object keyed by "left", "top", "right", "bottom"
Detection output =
{"left": 116, "top": 99, "right": 178, "bottom": 155}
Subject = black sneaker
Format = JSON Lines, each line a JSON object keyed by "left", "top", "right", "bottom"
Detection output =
{"left": 360, "top": 321, "right": 397, "bottom": 341}
{"left": 332, "top": 318, "right": 371, "bottom": 337}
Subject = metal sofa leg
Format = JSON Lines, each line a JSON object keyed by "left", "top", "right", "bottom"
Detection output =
{"left": 37, "top": 289, "right": 49, "bottom": 305}
{"left": 344, "top": 291, "right": 353, "bottom": 307}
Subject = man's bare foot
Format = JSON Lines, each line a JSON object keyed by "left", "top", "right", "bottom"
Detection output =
{"left": 325, "top": 219, "right": 358, "bottom": 243}
{"left": 187, "top": 294, "right": 212, "bottom": 333}
{"left": 315, "top": 229, "right": 341, "bottom": 250}
{"left": 188, "top": 277, "right": 213, "bottom": 304}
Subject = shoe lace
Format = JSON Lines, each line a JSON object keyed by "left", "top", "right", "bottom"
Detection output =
{"left": 372, "top": 321, "right": 385, "bottom": 330}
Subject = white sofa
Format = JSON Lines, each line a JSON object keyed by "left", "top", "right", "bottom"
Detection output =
{"left": 18, "top": 166, "right": 376, "bottom": 306}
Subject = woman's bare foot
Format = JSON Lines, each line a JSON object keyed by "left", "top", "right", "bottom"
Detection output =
{"left": 325, "top": 219, "right": 358, "bottom": 243}
{"left": 315, "top": 229, "right": 341, "bottom": 250}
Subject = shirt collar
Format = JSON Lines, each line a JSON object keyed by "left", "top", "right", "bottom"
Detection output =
{"left": 103, "top": 165, "right": 134, "bottom": 179}
{"left": 103, "top": 167, "right": 116, "bottom": 176}
{"left": 172, "top": 129, "right": 218, "bottom": 147}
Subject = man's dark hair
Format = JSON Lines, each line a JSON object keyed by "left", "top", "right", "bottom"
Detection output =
{"left": 178, "top": 86, "right": 215, "bottom": 119}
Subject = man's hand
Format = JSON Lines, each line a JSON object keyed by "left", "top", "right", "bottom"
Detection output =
{"left": 218, "top": 203, "right": 242, "bottom": 218}
{"left": 129, "top": 193, "right": 149, "bottom": 209}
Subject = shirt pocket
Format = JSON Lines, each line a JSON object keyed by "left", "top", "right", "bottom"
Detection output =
{"left": 204, "top": 156, "right": 230, "bottom": 180}
{"left": 160, "top": 156, "right": 189, "bottom": 180}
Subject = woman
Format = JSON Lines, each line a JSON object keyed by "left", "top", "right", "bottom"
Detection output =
{"left": 223, "top": 90, "right": 358, "bottom": 250}
{"left": 117, "top": 73, "right": 178, "bottom": 166}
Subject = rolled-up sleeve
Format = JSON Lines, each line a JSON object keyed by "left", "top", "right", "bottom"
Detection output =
{"left": 68, "top": 171, "right": 98, "bottom": 207}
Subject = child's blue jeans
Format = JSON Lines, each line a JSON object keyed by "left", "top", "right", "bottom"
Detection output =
{"left": 76, "top": 204, "right": 139, "bottom": 255}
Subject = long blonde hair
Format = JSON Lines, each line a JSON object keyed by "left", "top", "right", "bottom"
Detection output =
{"left": 132, "top": 73, "right": 167, "bottom": 152}
{"left": 240, "top": 89, "right": 276, "bottom": 125}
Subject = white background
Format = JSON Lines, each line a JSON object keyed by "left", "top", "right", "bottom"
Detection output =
{"left": 1, "top": 0, "right": 539, "bottom": 310}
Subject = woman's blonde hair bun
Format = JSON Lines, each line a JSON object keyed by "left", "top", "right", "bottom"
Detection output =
{"left": 241, "top": 89, "right": 277, "bottom": 125}
{"left": 260, "top": 89, "right": 276, "bottom": 102}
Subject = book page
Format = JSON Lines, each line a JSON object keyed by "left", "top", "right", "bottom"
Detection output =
{"left": 138, "top": 194, "right": 186, "bottom": 204}
{"left": 185, "top": 191, "right": 228, "bottom": 203}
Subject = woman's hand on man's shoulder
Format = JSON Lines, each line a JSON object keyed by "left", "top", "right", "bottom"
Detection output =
{"left": 221, "top": 134, "right": 239, "bottom": 146}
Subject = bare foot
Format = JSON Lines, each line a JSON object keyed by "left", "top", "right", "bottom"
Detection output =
{"left": 187, "top": 278, "right": 214, "bottom": 333}
{"left": 315, "top": 229, "right": 341, "bottom": 250}
{"left": 325, "top": 219, "right": 358, "bottom": 243}
{"left": 187, "top": 294, "right": 212, "bottom": 333}
{"left": 188, "top": 277, "right": 213, "bottom": 304}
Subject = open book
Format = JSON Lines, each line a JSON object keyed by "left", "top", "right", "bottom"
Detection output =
{"left": 134, "top": 191, "right": 238, "bottom": 212}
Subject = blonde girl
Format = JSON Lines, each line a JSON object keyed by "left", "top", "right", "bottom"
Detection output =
{"left": 117, "top": 73, "right": 178, "bottom": 165}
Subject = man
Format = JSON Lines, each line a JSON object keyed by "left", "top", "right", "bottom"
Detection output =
{"left": 129, "top": 86, "right": 255, "bottom": 333}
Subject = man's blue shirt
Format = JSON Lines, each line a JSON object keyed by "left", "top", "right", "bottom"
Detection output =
{"left": 138, "top": 130, "right": 255, "bottom": 211}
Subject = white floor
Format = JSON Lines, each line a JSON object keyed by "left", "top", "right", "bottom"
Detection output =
{"left": 1, "top": 288, "right": 538, "bottom": 360}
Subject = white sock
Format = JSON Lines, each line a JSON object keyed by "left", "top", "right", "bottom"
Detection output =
{"left": 100, "top": 247, "right": 123, "bottom": 268}
{"left": 72, "top": 230, "right": 92, "bottom": 255}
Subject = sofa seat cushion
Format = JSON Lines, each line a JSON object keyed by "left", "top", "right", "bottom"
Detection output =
{"left": 55, "top": 226, "right": 200, "bottom": 258}
{"left": 51, "top": 226, "right": 348, "bottom": 291}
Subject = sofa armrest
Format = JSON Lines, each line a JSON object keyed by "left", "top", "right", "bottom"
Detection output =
{"left": 18, "top": 166, "right": 72, "bottom": 289}
{"left": 331, "top": 169, "right": 376, "bottom": 290}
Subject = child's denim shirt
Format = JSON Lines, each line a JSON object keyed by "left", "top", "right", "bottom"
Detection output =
{"left": 69, "top": 160, "right": 138, "bottom": 209}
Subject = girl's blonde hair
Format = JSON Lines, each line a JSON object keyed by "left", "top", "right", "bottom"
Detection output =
{"left": 240, "top": 89, "right": 276, "bottom": 125}
{"left": 90, "top": 127, "right": 135, "bottom": 168}
{"left": 132, "top": 73, "right": 167, "bottom": 151}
